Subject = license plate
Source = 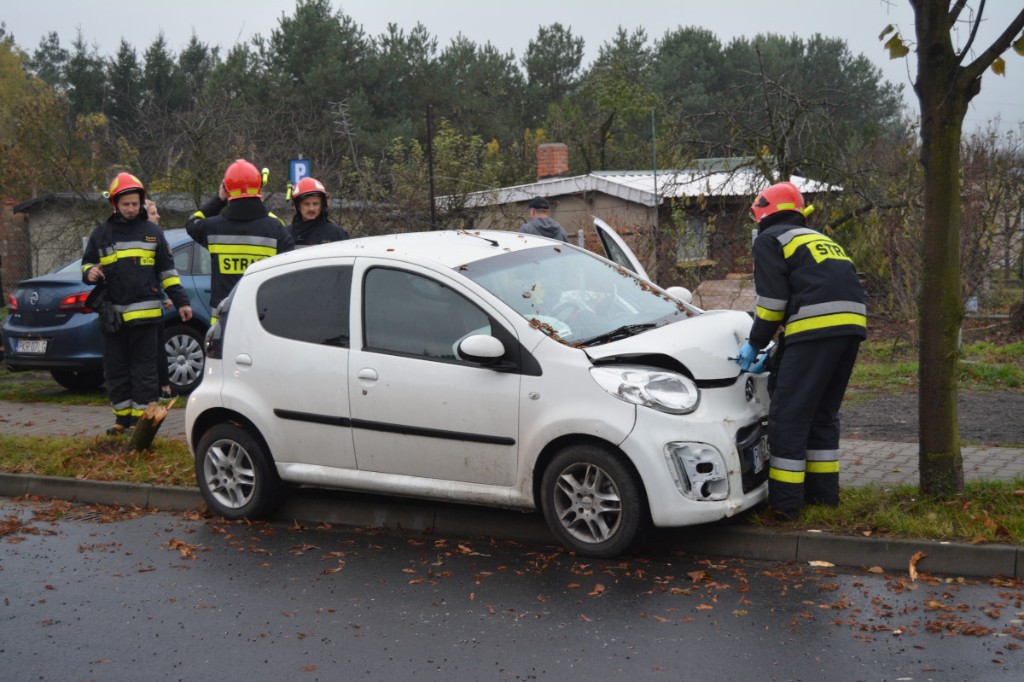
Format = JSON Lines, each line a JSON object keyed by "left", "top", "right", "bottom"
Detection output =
{"left": 751, "top": 436, "right": 769, "bottom": 473}
{"left": 16, "top": 338, "right": 48, "bottom": 354}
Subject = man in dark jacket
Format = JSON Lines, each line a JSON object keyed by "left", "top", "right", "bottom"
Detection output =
{"left": 735, "top": 181, "right": 866, "bottom": 519}
{"left": 288, "top": 176, "right": 349, "bottom": 247}
{"left": 517, "top": 197, "right": 568, "bottom": 242}
{"left": 83, "top": 173, "right": 193, "bottom": 435}
{"left": 186, "top": 159, "right": 294, "bottom": 317}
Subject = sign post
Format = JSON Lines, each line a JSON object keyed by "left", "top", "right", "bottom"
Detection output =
{"left": 287, "top": 159, "right": 311, "bottom": 201}
{"left": 289, "top": 159, "right": 311, "bottom": 186}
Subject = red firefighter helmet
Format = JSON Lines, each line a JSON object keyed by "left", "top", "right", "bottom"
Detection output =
{"left": 292, "top": 177, "right": 328, "bottom": 207}
{"left": 107, "top": 172, "right": 146, "bottom": 210}
{"left": 223, "top": 159, "right": 263, "bottom": 201}
{"left": 750, "top": 181, "right": 805, "bottom": 223}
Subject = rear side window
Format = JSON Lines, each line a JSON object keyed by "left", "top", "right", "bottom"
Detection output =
{"left": 172, "top": 244, "right": 192, "bottom": 273}
{"left": 256, "top": 266, "right": 352, "bottom": 347}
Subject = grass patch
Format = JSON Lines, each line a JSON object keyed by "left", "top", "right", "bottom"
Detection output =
{"left": 0, "top": 370, "right": 109, "bottom": 405}
{"left": 847, "top": 339, "right": 1024, "bottom": 394}
{"left": 751, "top": 481, "right": 1024, "bottom": 545}
{"left": 0, "top": 434, "right": 194, "bottom": 488}
{"left": 2, "top": 432, "right": 1021, "bottom": 546}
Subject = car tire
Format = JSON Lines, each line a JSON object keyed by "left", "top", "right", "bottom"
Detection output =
{"left": 195, "top": 424, "right": 282, "bottom": 520}
{"left": 163, "top": 323, "right": 205, "bottom": 395}
{"left": 50, "top": 368, "right": 105, "bottom": 393}
{"left": 540, "top": 444, "right": 647, "bottom": 558}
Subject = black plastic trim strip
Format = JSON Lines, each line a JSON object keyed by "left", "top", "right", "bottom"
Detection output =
{"left": 273, "top": 409, "right": 515, "bottom": 446}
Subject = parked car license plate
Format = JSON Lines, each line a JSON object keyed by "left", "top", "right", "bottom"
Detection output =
{"left": 16, "top": 339, "right": 48, "bottom": 354}
{"left": 751, "top": 435, "right": 769, "bottom": 473}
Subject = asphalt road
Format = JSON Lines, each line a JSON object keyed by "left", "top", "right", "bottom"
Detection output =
{"left": 2, "top": 498, "right": 1022, "bottom": 682}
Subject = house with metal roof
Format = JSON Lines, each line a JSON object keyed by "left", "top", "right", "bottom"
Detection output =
{"left": 452, "top": 148, "right": 829, "bottom": 289}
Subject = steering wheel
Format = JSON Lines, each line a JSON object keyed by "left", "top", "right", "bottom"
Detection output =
{"left": 552, "top": 301, "right": 586, "bottom": 322}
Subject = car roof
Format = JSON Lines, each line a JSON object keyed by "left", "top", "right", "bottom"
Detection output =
{"left": 163, "top": 228, "right": 191, "bottom": 246}
{"left": 255, "top": 230, "right": 566, "bottom": 273}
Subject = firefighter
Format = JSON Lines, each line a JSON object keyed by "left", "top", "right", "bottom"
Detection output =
{"left": 735, "top": 181, "right": 866, "bottom": 519}
{"left": 82, "top": 173, "right": 193, "bottom": 435}
{"left": 288, "top": 177, "right": 349, "bottom": 247}
{"left": 186, "top": 159, "right": 294, "bottom": 318}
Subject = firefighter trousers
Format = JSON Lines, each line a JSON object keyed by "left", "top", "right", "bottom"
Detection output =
{"left": 767, "top": 335, "right": 861, "bottom": 515}
{"left": 101, "top": 322, "right": 159, "bottom": 427}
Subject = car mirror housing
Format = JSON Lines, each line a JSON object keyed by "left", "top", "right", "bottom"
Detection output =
{"left": 665, "top": 286, "right": 693, "bottom": 304}
{"left": 458, "top": 334, "right": 505, "bottom": 364}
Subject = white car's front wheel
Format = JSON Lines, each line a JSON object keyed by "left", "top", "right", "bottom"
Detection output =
{"left": 540, "top": 444, "right": 646, "bottom": 558}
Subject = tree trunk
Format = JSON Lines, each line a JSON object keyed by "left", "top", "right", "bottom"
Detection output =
{"left": 913, "top": 2, "right": 969, "bottom": 497}
{"left": 129, "top": 398, "right": 177, "bottom": 452}
{"left": 917, "top": 118, "right": 965, "bottom": 496}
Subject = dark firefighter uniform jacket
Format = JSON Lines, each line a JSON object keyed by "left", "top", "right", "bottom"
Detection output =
{"left": 749, "top": 213, "right": 866, "bottom": 349}
{"left": 289, "top": 213, "right": 350, "bottom": 247}
{"left": 81, "top": 213, "right": 190, "bottom": 325}
{"left": 186, "top": 196, "right": 295, "bottom": 309}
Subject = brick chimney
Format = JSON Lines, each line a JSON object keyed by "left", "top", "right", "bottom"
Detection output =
{"left": 537, "top": 143, "right": 569, "bottom": 180}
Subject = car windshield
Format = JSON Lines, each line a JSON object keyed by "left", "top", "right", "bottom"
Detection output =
{"left": 459, "top": 245, "right": 691, "bottom": 346}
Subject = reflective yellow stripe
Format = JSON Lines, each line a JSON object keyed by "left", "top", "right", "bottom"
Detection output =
{"left": 208, "top": 244, "right": 278, "bottom": 257}
{"left": 756, "top": 306, "right": 785, "bottom": 322}
{"left": 130, "top": 407, "right": 145, "bottom": 418}
{"left": 210, "top": 315, "right": 218, "bottom": 326}
{"left": 117, "top": 248, "right": 156, "bottom": 259}
{"left": 113, "top": 406, "right": 132, "bottom": 417}
{"left": 192, "top": 211, "right": 206, "bottom": 219}
{"left": 123, "top": 308, "right": 163, "bottom": 322}
{"left": 806, "top": 461, "right": 840, "bottom": 474}
{"left": 782, "top": 233, "right": 822, "bottom": 259}
{"left": 162, "top": 276, "right": 182, "bottom": 289}
{"left": 99, "top": 253, "right": 117, "bottom": 265}
{"left": 769, "top": 468, "right": 805, "bottom": 484}
{"left": 786, "top": 313, "right": 867, "bottom": 336}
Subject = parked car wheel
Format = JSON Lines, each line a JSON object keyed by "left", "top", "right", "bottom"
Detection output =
{"left": 195, "top": 424, "right": 282, "bottom": 520}
{"left": 540, "top": 444, "right": 647, "bottom": 558}
{"left": 164, "top": 323, "right": 205, "bottom": 394}
{"left": 50, "top": 368, "right": 105, "bottom": 393}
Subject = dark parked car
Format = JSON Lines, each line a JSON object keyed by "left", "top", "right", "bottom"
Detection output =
{"left": 3, "top": 229, "right": 213, "bottom": 393}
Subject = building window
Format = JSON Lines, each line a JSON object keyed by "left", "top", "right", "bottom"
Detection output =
{"left": 676, "top": 216, "right": 709, "bottom": 262}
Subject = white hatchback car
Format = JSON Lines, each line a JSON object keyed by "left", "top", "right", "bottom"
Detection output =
{"left": 186, "top": 229, "right": 770, "bottom": 557}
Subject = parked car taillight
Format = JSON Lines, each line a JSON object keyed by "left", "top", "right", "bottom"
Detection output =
{"left": 7, "top": 293, "right": 17, "bottom": 311}
{"left": 57, "top": 291, "right": 94, "bottom": 313}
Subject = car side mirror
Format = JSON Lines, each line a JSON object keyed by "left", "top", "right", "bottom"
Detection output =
{"left": 665, "top": 286, "right": 693, "bottom": 304}
{"left": 458, "top": 334, "right": 505, "bottom": 365}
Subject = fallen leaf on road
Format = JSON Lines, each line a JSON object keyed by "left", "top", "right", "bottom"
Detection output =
{"left": 809, "top": 561, "right": 834, "bottom": 567}
{"left": 908, "top": 551, "right": 926, "bottom": 581}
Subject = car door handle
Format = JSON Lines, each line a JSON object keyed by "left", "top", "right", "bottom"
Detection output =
{"left": 357, "top": 368, "right": 378, "bottom": 381}
{"left": 235, "top": 354, "right": 253, "bottom": 367}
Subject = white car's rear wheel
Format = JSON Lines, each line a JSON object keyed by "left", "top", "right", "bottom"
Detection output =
{"left": 195, "top": 424, "right": 282, "bottom": 519}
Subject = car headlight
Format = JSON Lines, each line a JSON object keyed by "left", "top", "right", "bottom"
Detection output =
{"left": 589, "top": 365, "right": 700, "bottom": 414}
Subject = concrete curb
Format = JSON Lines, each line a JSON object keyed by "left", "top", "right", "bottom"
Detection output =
{"left": 1, "top": 473, "right": 1020, "bottom": 579}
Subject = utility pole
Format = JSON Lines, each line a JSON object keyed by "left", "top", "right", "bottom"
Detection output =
{"left": 426, "top": 103, "right": 437, "bottom": 228}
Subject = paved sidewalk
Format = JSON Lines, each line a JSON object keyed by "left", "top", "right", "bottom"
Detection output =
{"left": 3, "top": 399, "right": 1023, "bottom": 488}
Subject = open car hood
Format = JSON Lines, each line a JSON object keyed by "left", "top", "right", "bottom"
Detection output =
{"left": 583, "top": 309, "right": 751, "bottom": 381}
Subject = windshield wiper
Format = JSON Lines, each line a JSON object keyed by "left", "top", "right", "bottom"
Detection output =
{"left": 580, "top": 323, "right": 657, "bottom": 347}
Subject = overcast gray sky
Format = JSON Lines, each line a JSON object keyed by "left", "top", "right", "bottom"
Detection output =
{"left": 4, "top": 0, "right": 1022, "bottom": 133}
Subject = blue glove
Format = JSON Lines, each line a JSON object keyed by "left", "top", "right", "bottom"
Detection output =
{"left": 749, "top": 352, "right": 768, "bottom": 374}
{"left": 735, "top": 341, "right": 758, "bottom": 371}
